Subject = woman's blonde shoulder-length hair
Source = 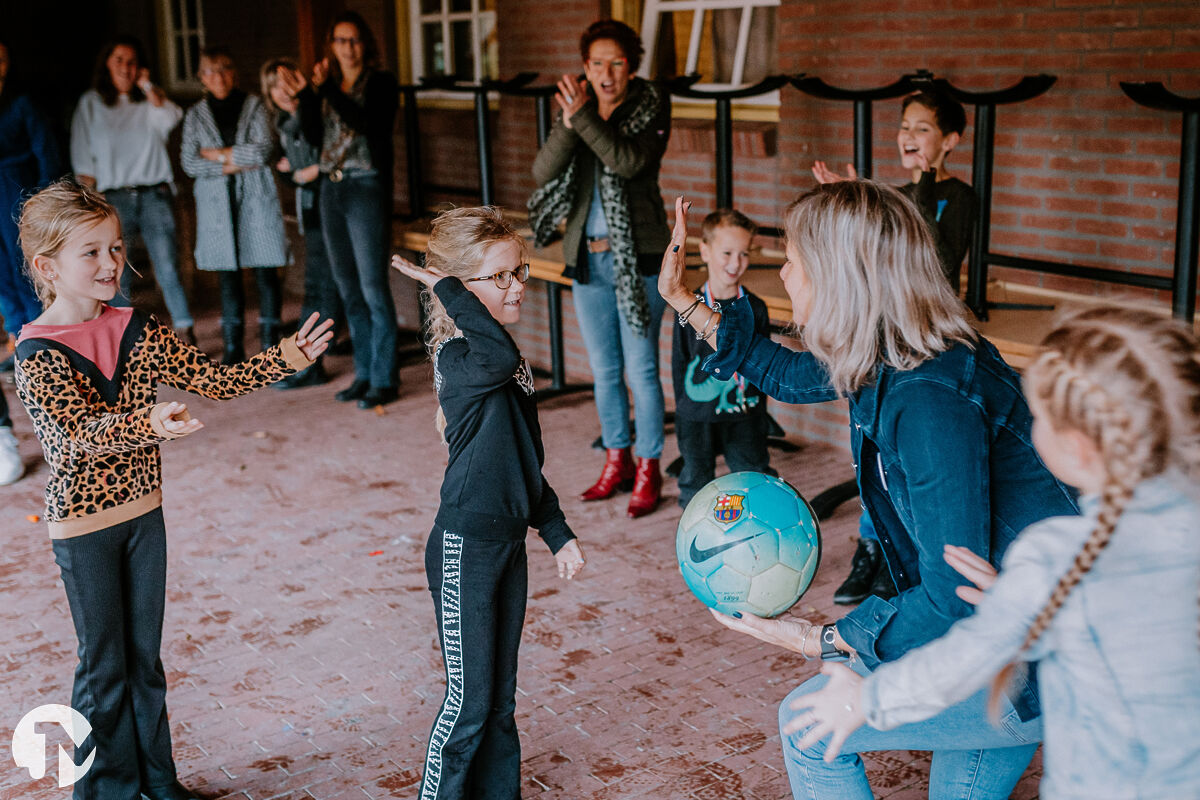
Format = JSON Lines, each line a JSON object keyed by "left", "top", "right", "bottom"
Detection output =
{"left": 784, "top": 180, "right": 977, "bottom": 395}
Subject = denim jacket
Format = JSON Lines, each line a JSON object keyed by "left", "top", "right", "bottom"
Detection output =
{"left": 862, "top": 473, "right": 1200, "bottom": 799}
{"left": 705, "top": 298, "right": 1078, "bottom": 717}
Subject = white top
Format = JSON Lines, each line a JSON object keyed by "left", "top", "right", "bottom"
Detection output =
{"left": 70, "top": 90, "right": 183, "bottom": 191}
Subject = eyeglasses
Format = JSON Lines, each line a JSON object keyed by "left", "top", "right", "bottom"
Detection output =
{"left": 465, "top": 263, "right": 530, "bottom": 289}
{"left": 332, "top": 36, "right": 362, "bottom": 46}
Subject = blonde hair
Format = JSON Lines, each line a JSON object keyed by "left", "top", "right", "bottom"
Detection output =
{"left": 421, "top": 206, "right": 526, "bottom": 436}
{"left": 259, "top": 57, "right": 298, "bottom": 113}
{"left": 989, "top": 304, "right": 1200, "bottom": 716}
{"left": 18, "top": 181, "right": 121, "bottom": 307}
{"left": 784, "top": 180, "right": 976, "bottom": 395}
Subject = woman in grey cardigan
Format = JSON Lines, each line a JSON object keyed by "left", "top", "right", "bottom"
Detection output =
{"left": 530, "top": 19, "right": 671, "bottom": 519}
{"left": 182, "top": 46, "right": 288, "bottom": 364}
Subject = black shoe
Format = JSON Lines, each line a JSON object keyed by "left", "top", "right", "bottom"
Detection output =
{"left": 833, "top": 537, "right": 883, "bottom": 605}
{"left": 260, "top": 322, "right": 280, "bottom": 353}
{"left": 141, "top": 780, "right": 200, "bottom": 800}
{"left": 870, "top": 559, "right": 898, "bottom": 601}
{"left": 336, "top": 379, "right": 370, "bottom": 402}
{"left": 221, "top": 323, "right": 245, "bottom": 365}
{"left": 357, "top": 386, "right": 398, "bottom": 409}
{"left": 275, "top": 363, "right": 329, "bottom": 390}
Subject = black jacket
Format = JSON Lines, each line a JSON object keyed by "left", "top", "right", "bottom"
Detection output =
{"left": 431, "top": 278, "right": 574, "bottom": 553}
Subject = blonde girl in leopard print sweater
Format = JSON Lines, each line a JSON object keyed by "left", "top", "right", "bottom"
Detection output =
{"left": 14, "top": 181, "right": 332, "bottom": 800}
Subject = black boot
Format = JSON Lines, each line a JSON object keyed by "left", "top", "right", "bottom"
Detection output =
{"left": 221, "top": 323, "right": 245, "bottom": 365}
{"left": 260, "top": 322, "right": 279, "bottom": 353}
{"left": 834, "top": 537, "right": 883, "bottom": 605}
{"left": 275, "top": 360, "right": 330, "bottom": 390}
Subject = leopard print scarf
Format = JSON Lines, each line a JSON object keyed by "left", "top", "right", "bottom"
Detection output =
{"left": 528, "top": 79, "right": 662, "bottom": 336}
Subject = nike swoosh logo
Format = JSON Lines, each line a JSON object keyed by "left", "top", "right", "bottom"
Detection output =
{"left": 689, "top": 531, "right": 770, "bottom": 563}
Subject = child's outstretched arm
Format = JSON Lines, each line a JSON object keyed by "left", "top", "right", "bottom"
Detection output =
{"left": 152, "top": 313, "right": 333, "bottom": 400}
{"left": 16, "top": 352, "right": 203, "bottom": 454}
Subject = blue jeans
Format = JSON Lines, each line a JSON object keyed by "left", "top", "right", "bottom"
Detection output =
{"left": 0, "top": 192, "right": 42, "bottom": 334}
{"left": 105, "top": 185, "right": 193, "bottom": 328}
{"left": 779, "top": 661, "right": 1041, "bottom": 800}
{"left": 320, "top": 173, "right": 398, "bottom": 389}
{"left": 571, "top": 250, "right": 666, "bottom": 459}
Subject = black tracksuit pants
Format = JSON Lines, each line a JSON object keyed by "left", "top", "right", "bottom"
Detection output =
{"left": 52, "top": 508, "right": 177, "bottom": 800}
{"left": 421, "top": 527, "right": 527, "bottom": 800}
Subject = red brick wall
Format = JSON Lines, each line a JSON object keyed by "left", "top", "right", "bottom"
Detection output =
{"left": 777, "top": 0, "right": 1200, "bottom": 301}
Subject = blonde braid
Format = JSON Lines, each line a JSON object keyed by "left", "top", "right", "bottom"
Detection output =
{"left": 987, "top": 344, "right": 1142, "bottom": 718}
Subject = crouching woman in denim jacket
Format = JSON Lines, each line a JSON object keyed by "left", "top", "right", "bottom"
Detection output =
{"left": 659, "top": 182, "right": 1079, "bottom": 800}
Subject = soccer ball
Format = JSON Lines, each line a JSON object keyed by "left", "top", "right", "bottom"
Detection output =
{"left": 676, "top": 472, "right": 821, "bottom": 618}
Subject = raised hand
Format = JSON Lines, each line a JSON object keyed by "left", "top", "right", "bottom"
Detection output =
{"left": 710, "top": 608, "right": 817, "bottom": 658}
{"left": 658, "top": 196, "right": 693, "bottom": 311}
{"left": 311, "top": 59, "right": 329, "bottom": 89}
{"left": 294, "top": 313, "right": 335, "bottom": 360}
{"left": 944, "top": 544, "right": 998, "bottom": 605}
{"left": 555, "top": 74, "right": 588, "bottom": 129}
{"left": 276, "top": 65, "right": 308, "bottom": 96}
{"left": 555, "top": 539, "right": 586, "bottom": 580}
{"left": 156, "top": 401, "right": 203, "bottom": 437}
{"left": 811, "top": 161, "right": 857, "bottom": 184}
{"left": 391, "top": 253, "right": 449, "bottom": 288}
{"left": 783, "top": 662, "right": 867, "bottom": 761}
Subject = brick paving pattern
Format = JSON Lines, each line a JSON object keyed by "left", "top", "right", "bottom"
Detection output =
{"left": 0, "top": 335, "right": 1040, "bottom": 799}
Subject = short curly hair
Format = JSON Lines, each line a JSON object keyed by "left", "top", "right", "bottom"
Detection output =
{"left": 579, "top": 19, "right": 644, "bottom": 72}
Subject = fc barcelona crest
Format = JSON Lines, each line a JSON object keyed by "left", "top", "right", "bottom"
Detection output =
{"left": 713, "top": 493, "right": 745, "bottom": 523}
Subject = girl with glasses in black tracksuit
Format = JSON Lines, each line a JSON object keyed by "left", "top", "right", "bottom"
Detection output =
{"left": 392, "top": 207, "right": 586, "bottom": 800}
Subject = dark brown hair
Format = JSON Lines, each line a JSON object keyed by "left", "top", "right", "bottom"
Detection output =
{"left": 901, "top": 89, "right": 967, "bottom": 136}
{"left": 92, "top": 36, "right": 148, "bottom": 106}
{"left": 324, "top": 11, "right": 380, "bottom": 88}
{"left": 579, "top": 19, "right": 644, "bottom": 72}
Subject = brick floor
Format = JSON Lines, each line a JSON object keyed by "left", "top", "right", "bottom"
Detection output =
{"left": 0, "top": 320, "right": 1040, "bottom": 799}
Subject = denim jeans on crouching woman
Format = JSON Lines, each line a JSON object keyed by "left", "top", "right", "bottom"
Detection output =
{"left": 105, "top": 185, "right": 194, "bottom": 329}
{"left": 320, "top": 172, "right": 398, "bottom": 389}
{"left": 571, "top": 249, "right": 667, "bottom": 459}
{"left": 779, "top": 659, "right": 1042, "bottom": 800}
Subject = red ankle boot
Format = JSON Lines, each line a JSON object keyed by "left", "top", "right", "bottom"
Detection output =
{"left": 626, "top": 457, "right": 662, "bottom": 518}
{"left": 581, "top": 447, "right": 635, "bottom": 501}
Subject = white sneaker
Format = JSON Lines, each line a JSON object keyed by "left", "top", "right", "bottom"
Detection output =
{"left": 0, "top": 426, "right": 23, "bottom": 485}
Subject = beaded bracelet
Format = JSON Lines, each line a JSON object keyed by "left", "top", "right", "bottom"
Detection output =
{"left": 677, "top": 295, "right": 704, "bottom": 327}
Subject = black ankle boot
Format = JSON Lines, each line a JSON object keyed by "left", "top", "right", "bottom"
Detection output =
{"left": 260, "top": 322, "right": 279, "bottom": 353}
{"left": 834, "top": 537, "right": 883, "bottom": 605}
{"left": 221, "top": 323, "right": 245, "bottom": 365}
{"left": 870, "top": 558, "right": 898, "bottom": 600}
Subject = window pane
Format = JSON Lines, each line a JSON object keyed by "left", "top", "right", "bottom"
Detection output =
{"left": 477, "top": 14, "right": 498, "bottom": 81}
{"left": 185, "top": 0, "right": 199, "bottom": 30}
{"left": 175, "top": 35, "right": 188, "bottom": 81}
{"left": 187, "top": 35, "right": 201, "bottom": 79}
{"left": 420, "top": 0, "right": 442, "bottom": 14}
{"left": 451, "top": 20, "right": 472, "bottom": 79}
{"left": 423, "top": 23, "right": 445, "bottom": 75}
{"left": 450, "top": 0, "right": 471, "bottom": 12}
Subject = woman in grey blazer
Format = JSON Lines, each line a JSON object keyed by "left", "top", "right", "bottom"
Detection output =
{"left": 181, "top": 46, "right": 288, "bottom": 363}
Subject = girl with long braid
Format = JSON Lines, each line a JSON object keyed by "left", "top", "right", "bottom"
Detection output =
{"left": 790, "top": 305, "right": 1200, "bottom": 799}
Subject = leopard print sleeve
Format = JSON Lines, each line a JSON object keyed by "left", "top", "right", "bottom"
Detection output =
{"left": 16, "top": 349, "right": 170, "bottom": 455}
{"left": 148, "top": 316, "right": 313, "bottom": 399}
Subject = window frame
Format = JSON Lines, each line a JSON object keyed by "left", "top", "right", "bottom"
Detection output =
{"left": 407, "top": 0, "right": 498, "bottom": 86}
{"left": 638, "top": 0, "right": 781, "bottom": 107}
{"left": 157, "top": 0, "right": 207, "bottom": 93}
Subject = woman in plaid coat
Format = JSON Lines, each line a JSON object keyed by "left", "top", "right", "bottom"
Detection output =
{"left": 181, "top": 46, "right": 288, "bottom": 364}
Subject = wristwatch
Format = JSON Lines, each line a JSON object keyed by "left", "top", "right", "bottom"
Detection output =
{"left": 820, "top": 623, "right": 851, "bottom": 661}
{"left": 218, "top": 152, "right": 228, "bottom": 164}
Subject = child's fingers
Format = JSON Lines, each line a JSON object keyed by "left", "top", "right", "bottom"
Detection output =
{"left": 846, "top": 163, "right": 858, "bottom": 179}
